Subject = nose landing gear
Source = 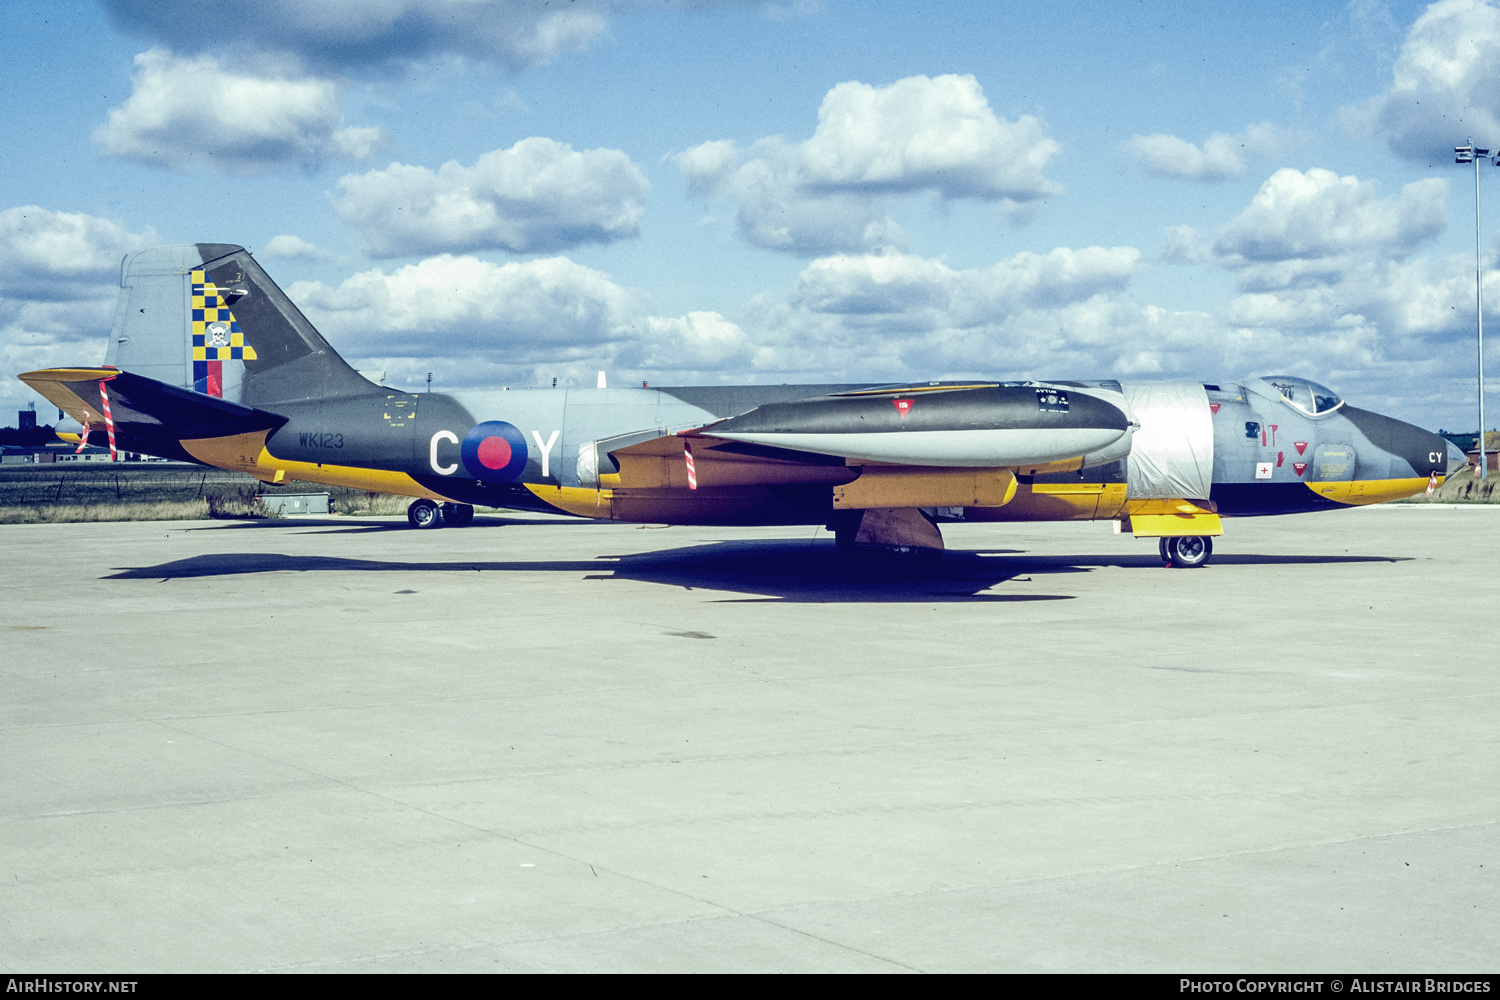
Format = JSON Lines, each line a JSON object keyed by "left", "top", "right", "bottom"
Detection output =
{"left": 1159, "top": 535, "right": 1213, "bottom": 568}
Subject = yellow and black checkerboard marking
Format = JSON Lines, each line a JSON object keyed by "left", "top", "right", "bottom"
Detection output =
{"left": 190, "top": 268, "right": 257, "bottom": 361}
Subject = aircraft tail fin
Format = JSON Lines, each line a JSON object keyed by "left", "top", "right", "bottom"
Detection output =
{"left": 105, "top": 243, "right": 374, "bottom": 408}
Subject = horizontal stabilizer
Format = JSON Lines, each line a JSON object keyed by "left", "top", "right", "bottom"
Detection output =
{"left": 19, "top": 367, "right": 287, "bottom": 462}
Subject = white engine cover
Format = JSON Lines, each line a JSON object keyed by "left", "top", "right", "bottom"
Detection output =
{"left": 1120, "top": 382, "right": 1215, "bottom": 500}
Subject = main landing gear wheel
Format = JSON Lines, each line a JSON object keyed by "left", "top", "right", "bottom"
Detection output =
{"left": 830, "top": 510, "right": 863, "bottom": 557}
{"left": 440, "top": 503, "right": 474, "bottom": 527}
{"left": 407, "top": 498, "right": 443, "bottom": 529}
{"left": 1160, "top": 535, "right": 1213, "bottom": 568}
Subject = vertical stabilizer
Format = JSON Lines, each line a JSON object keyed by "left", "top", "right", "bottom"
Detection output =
{"left": 105, "top": 243, "right": 375, "bottom": 408}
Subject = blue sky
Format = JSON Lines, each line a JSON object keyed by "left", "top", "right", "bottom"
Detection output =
{"left": 3, "top": 0, "right": 1498, "bottom": 430}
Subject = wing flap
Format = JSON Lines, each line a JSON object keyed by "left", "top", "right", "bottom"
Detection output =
{"left": 607, "top": 433, "right": 856, "bottom": 489}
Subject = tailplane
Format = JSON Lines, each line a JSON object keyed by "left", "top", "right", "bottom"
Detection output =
{"left": 105, "top": 243, "right": 373, "bottom": 407}
{"left": 19, "top": 367, "right": 287, "bottom": 463}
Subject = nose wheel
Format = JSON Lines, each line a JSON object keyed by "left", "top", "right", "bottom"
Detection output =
{"left": 1159, "top": 535, "right": 1213, "bottom": 568}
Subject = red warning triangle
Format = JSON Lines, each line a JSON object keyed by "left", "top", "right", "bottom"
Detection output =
{"left": 1294, "top": 441, "right": 1308, "bottom": 455}
{"left": 893, "top": 398, "right": 914, "bottom": 419}
{"left": 1293, "top": 462, "right": 1307, "bottom": 477}
{"left": 1209, "top": 403, "right": 1221, "bottom": 414}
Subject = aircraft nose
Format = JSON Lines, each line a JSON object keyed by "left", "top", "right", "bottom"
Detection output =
{"left": 1405, "top": 425, "right": 1451, "bottom": 478}
{"left": 1400, "top": 424, "right": 1451, "bottom": 478}
{"left": 1343, "top": 407, "right": 1449, "bottom": 478}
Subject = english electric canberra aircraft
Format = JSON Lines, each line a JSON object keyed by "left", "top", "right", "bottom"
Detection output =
{"left": 20, "top": 244, "right": 1461, "bottom": 566}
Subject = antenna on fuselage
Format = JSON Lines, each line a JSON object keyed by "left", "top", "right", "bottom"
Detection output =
{"left": 597, "top": 371, "right": 607, "bottom": 389}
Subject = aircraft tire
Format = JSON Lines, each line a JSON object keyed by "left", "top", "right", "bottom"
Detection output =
{"left": 1166, "top": 535, "right": 1212, "bottom": 568}
{"left": 440, "top": 503, "right": 474, "bottom": 527}
{"left": 407, "top": 498, "right": 444, "bottom": 529}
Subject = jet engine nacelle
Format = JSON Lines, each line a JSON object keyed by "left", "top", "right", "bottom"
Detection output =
{"left": 701, "top": 382, "right": 1133, "bottom": 469}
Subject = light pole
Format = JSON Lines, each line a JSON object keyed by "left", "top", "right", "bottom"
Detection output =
{"left": 1455, "top": 142, "right": 1493, "bottom": 478}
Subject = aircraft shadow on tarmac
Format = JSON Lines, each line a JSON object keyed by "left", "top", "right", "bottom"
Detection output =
{"left": 180, "top": 514, "right": 565, "bottom": 535}
{"left": 102, "top": 537, "right": 1408, "bottom": 604}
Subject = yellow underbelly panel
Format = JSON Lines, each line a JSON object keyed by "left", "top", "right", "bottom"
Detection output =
{"left": 1307, "top": 477, "right": 1431, "bottom": 505}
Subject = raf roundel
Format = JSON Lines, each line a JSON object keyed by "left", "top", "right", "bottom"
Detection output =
{"left": 461, "top": 421, "right": 529, "bottom": 482}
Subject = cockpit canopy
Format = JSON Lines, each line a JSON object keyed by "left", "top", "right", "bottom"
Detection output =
{"left": 1248, "top": 375, "right": 1344, "bottom": 417}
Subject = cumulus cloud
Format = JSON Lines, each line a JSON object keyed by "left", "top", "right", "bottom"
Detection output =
{"left": 1159, "top": 224, "right": 1214, "bottom": 265}
{"left": 103, "top": 0, "right": 615, "bottom": 74}
{"left": 1151, "top": 166, "right": 1483, "bottom": 406}
{"left": 290, "top": 254, "right": 641, "bottom": 355}
{"left": 1209, "top": 252, "right": 1500, "bottom": 417}
{"left": 718, "top": 245, "right": 1223, "bottom": 383}
{"left": 676, "top": 139, "right": 740, "bottom": 196}
{"left": 0, "top": 206, "right": 157, "bottom": 300}
{"left": 792, "top": 247, "right": 1140, "bottom": 323}
{"left": 1223, "top": 253, "right": 1487, "bottom": 345}
{"left": 1125, "top": 123, "right": 1309, "bottom": 180}
{"left": 626, "top": 312, "right": 764, "bottom": 372}
{"left": 785, "top": 75, "right": 1060, "bottom": 198}
{"left": 1, "top": 323, "right": 112, "bottom": 423}
{"left": 283, "top": 254, "right": 711, "bottom": 382}
{"left": 261, "top": 235, "right": 332, "bottom": 260}
{"left": 286, "top": 253, "right": 762, "bottom": 386}
{"left": 1354, "top": 0, "right": 1500, "bottom": 161}
{"left": 746, "top": 258, "right": 1212, "bottom": 382}
{"left": 0, "top": 206, "right": 159, "bottom": 415}
{"left": 95, "top": 49, "right": 384, "bottom": 174}
{"left": 676, "top": 74, "right": 1062, "bottom": 254}
{"left": 273, "top": 239, "right": 1205, "bottom": 392}
{"left": 1161, "top": 169, "right": 1448, "bottom": 281}
{"left": 1212, "top": 168, "right": 1446, "bottom": 275}
{"left": 334, "top": 139, "right": 649, "bottom": 257}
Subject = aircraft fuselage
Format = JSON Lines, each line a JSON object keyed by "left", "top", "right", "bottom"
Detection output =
{"left": 247, "top": 377, "right": 1450, "bottom": 527}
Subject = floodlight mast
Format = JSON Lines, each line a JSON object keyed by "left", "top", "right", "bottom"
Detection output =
{"left": 1456, "top": 142, "right": 1491, "bottom": 479}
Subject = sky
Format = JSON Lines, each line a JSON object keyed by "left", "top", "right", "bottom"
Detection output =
{"left": 3, "top": 0, "right": 1500, "bottom": 431}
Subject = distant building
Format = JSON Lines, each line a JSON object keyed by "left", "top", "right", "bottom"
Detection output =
{"left": 1, "top": 408, "right": 60, "bottom": 461}
{"left": 1436, "top": 430, "right": 1499, "bottom": 473}
{"left": 1464, "top": 431, "right": 1500, "bottom": 473}
{"left": 1439, "top": 430, "right": 1480, "bottom": 453}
